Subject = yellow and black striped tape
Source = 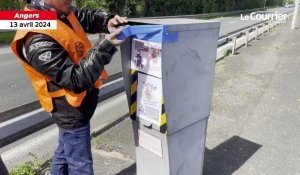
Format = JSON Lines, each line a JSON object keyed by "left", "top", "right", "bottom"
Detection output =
{"left": 129, "top": 69, "right": 167, "bottom": 133}
{"left": 160, "top": 97, "right": 167, "bottom": 134}
{"left": 130, "top": 69, "right": 138, "bottom": 120}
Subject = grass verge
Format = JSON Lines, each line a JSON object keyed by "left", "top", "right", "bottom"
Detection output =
{"left": 9, "top": 153, "right": 46, "bottom": 175}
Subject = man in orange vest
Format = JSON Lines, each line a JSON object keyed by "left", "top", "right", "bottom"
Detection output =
{"left": 11, "top": 0, "right": 127, "bottom": 174}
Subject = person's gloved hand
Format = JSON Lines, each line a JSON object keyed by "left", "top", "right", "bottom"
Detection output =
{"left": 88, "top": 28, "right": 125, "bottom": 65}
{"left": 104, "top": 27, "right": 126, "bottom": 46}
{"left": 107, "top": 15, "right": 128, "bottom": 33}
{"left": 94, "top": 28, "right": 125, "bottom": 47}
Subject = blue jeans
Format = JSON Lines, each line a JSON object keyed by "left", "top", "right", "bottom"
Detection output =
{"left": 51, "top": 123, "right": 93, "bottom": 175}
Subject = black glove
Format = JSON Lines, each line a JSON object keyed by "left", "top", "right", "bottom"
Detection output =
{"left": 89, "top": 34, "right": 117, "bottom": 65}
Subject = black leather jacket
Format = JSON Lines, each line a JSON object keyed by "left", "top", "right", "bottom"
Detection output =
{"left": 23, "top": 4, "right": 117, "bottom": 129}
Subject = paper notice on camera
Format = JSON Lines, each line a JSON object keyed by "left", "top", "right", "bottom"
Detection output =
{"left": 131, "top": 39, "right": 162, "bottom": 78}
{"left": 137, "top": 73, "right": 162, "bottom": 126}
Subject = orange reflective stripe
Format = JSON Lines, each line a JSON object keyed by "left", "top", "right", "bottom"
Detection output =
{"left": 101, "top": 69, "right": 109, "bottom": 80}
{"left": 94, "top": 79, "right": 103, "bottom": 88}
{"left": 49, "top": 89, "right": 65, "bottom": 98}
{"left": 64, "top": 90, "right": 86, "bottom": 107}
{"left": 45, "top": 77, "right": 52, "bottom": 82}
{"left": 67, "top": 12, "right": 90, "bottom": 47}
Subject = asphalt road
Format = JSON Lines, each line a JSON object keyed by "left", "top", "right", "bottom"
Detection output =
{"left": 0, "top": 7, "right": 293, "bottom": 113}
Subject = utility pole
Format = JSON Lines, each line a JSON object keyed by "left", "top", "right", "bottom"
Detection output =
{"left": 291, "top": 0, "right": 300, "bottom": 30}
{"left": 264, "top": 0, "right": 267, "bottom": 8}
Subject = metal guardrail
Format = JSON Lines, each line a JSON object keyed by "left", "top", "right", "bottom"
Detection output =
{"left": 0, "top": 8, "right": 293, "bottom": 148}
{"left": 216, "top": 11, "right": 293, "bottom": 59}
{"left": 0, "top": 76, "right": 125, "bottom": 147}
{"left": 0, "top": 30, "right": 15, "bottom": 32}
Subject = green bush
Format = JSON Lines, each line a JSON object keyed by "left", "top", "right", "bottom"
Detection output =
{"left": 0, "top": 0, "right": 25, "bottom": 10}
{"left": 9, "top": 162, "right": 43, "bottom": 175}
{"left": 0, "top": 32, "right": 16, "bottom": 44}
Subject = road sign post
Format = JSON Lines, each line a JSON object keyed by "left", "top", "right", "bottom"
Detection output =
{"left": 291, "top": 0, "right": 300, "bottom": 30}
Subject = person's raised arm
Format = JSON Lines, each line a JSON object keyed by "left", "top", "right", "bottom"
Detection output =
{"left": 24, "top": 29, "right": 124, "bottom": 93}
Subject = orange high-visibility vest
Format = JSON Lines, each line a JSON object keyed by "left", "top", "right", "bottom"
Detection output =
{"left": 11, "top": 7, "right": 108, "bottom": 112}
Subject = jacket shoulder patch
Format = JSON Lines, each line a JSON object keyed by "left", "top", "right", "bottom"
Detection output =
{"left": 39, "top": 51, "right": 52, "bottom": 61}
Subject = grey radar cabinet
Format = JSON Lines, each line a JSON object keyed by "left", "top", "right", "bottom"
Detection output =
{"left": 118, "top": 18, "right": 220, "bottom": 175}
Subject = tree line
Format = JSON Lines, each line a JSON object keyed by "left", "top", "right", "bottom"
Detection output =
{"left": 76, "top": 0, "right": 287, "bottom": 17}
{"left": 0, "top": 0, "right": 289, "bottom": 17}
{"left": 0, "top": 0, "right": 25, "bottom": 10}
